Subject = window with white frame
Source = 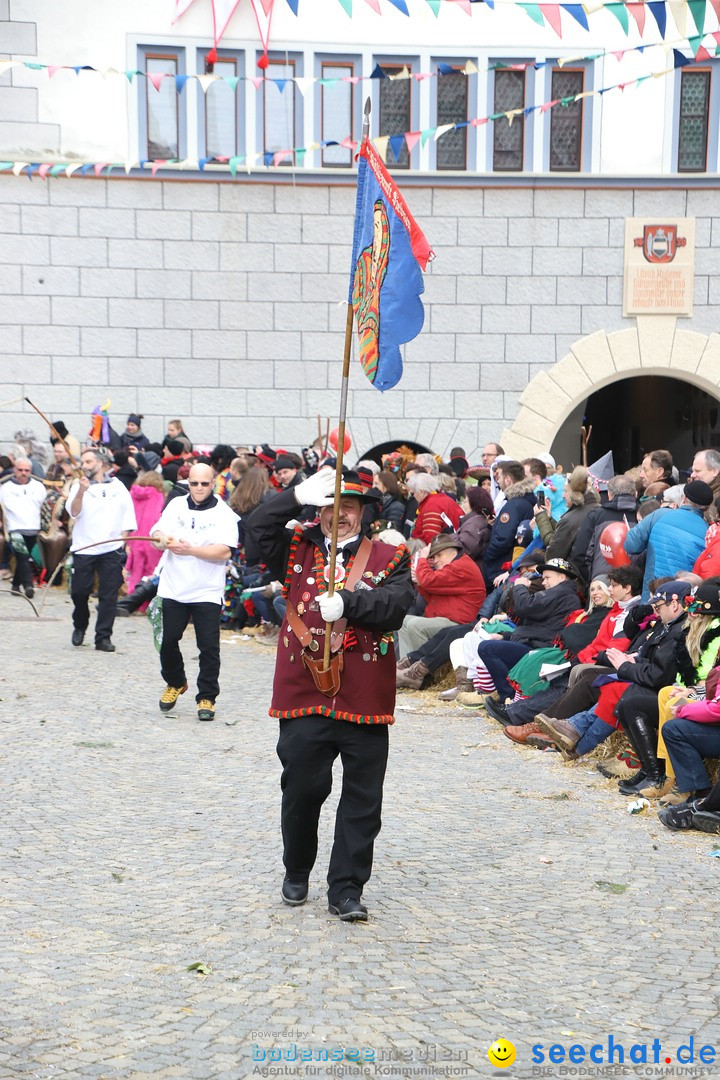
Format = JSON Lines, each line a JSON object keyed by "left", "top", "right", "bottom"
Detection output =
{"left": 492, "top": 67, "right": 526, "bottom": 171}
{"left": 262, "top": 54, "right": 302, "bottom": 164}
{"left": 549, "top": 67, "right": 584, "bottom": 171}
{"left": 377, "top": 62, "right": 414, "bottom": 169}
{"left": 320, "top": 61, "right": 355, "bottom": 167}
{"left": 434, "top": 64, "right": 468, "bottom": 170}
{"left": 677, "top": 68, "right": 711, "bottom": 172}
{"left": 139, "top": 46, "right": 186, "bottom": 160}
{"left": 203, "top": 53, "right": 245, "bottom": 160}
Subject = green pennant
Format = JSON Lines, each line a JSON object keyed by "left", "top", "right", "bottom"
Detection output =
{"left": 606, "top": 2, "right": 629, "bottom": 33}
{"left": 688, "top": 33, "right": 704, "bottom": 55}
{"left": 49, "top": 163, "right": 66, "bottom": 175}
{"left": 518, "top": 3, "right": 546, "bottom": 27}
{"left": 319, "top": 78, "right": 340, "bottom": 87}
{"left": 0, "top": 161, "right": 13, "bottom": 170}
{"left": 688, "top": 0, "right": 706, "bottom": 35}
{"left": 336, "top": 0, "right": 352, "bottom": 13}
{"left": 225, "top": 76, "right": 240, "bottom": 92}
{"left": 124, "top": 70, "right": 136, "bottom": 83}
{"left": 424, "top": 0, "right": 442, "bottom": 12}
{"left": 229, "top": 155, "right": 243, "bottom": 176}
{"left": 420, "top": 128, "right": 435, "bottom": 147}
{"left": 296, "top": 149, "right": 306, "bottom": 167}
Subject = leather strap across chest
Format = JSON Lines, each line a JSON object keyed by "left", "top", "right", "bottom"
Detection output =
{"left": 285, "top": 536, "right": 373, "bottom": 654}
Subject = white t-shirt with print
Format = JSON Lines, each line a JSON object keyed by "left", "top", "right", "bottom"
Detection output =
{"left": 68, "top": 477, "right": 137, "bottom": 554}
{"left": 152, "top": 495, "right": 239, "bottom": 605}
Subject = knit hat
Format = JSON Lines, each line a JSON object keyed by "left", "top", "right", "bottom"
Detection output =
{"left": 273, "top": 455, "right": 298, "bottom": 472}
{"left": 684, "top": 480, "right": 714, "bottom": 507}
{"left": 164, "top": 438, "right": 184, "bottom": 457}
{"left": 127, "top": 413, "right": 142, "bottom": 427}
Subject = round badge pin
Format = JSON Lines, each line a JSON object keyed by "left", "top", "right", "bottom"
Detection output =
{"left": 293, "top": 564, "right": 302, "bottom": 574}
{"left": 302, "top": 591, "right": 311, "bottom": 602}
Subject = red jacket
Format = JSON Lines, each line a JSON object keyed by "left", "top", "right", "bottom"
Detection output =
{"left": 415, "top": 552, "right": 486, "bottom": 622}
{"left": 412, "top": 492, "right": 462, "bottom": 544}
{"left": 576, "top": 602, "right": 632, "bottom": 665}
{"left": 693, "top": 523, "right": 720, "bottom": 579}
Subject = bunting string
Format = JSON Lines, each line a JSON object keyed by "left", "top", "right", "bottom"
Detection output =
{"left": 0, "top": 40, "right": 715, "bottom": 177}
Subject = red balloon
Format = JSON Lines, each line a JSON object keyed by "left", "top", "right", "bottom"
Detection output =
{"left": 328, "top": 428, "right": 351, "bottom": 454}
{"left": 598, "top": 521, "right": 631, "bottom": 567}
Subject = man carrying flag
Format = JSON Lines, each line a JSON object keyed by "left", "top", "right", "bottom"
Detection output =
{"left": 249, "top": 127, "right": 432, "bottom": 922}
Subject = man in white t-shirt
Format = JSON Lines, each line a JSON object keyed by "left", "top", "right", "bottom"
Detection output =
{"left": 68, "top": 447, "right": 137, "bottom": 652}
{"left": 150, "top": 463, "right": 238, "bottom": 722}
{"left": 0, "top": 457, "right": 46, "bottom": 598}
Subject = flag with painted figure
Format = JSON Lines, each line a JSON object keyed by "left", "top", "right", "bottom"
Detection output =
{"left": 348, "top": 138, "right": 434, "bottom": 392}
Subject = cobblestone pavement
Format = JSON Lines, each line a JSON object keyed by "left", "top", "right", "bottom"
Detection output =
{"left": 2, "top": 589, "right": 720, "bottom": 1080}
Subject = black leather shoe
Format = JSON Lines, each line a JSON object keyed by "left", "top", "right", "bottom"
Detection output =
{"left": 618, "top": 772, "right": 650, "bottom": 795}
{"left": 484, "top": 695, "right": 511, "bottom": 726}
{"left": 328, "top": 897, "right": 368, "bottom": 922}
{"left": 281, "top": 877, "right": 309, "bottom": 906}
{"left": 95, "top": 639, "right": 116, "bottom": 652}
{"left": 71, "top": 629, "right": 85, "bottom": 647}
{"left": 693, "top": 809, "right": 720, "bottom": 834}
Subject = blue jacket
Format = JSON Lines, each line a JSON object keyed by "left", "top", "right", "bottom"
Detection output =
{"left": 484, "top": 477, "right": 537, "bottom": 584}
{"left": 624, "top": 505, "right": 708, "bottom": 600}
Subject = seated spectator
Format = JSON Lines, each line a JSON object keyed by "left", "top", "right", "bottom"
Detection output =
{"left": 396, "top": 534, "right": 486, "bottom": 678}
{"left": 478, "top": 558, "right": 582, "bottom": 724}
{"left": 457, "top": 486, "right": 493, "bottom": 569}
{"left": 126, "top": 472, "right": 167, "bottom": 597}
{"left": 211, "top": 444, "right": 238, "bottom": 501}
{"left": 571, "top": 474, "right": 638, "bottom": 582}
{"left": 639, "top": 448, "right": 674, "bottom": 499}
{"left": 161, "top": 439, "right": 187, "bottom": 484}
{"left": 692, "top": 512, "right": 720, "bottom": 579}
{"left": 166, "top": 419, "right": 192, "bottom": 453}
{"left": 119, "top": 413, "right": 151, "bottom": 452}
{"left": 375, "top": 470, "right": 406, "bottom": 530}
{"left": 409, "top": 473, "right": 462, "bottom": 544}
{"left": 533, "top": 465, "right": 600, "bottom": 561}
{"left": 624, "top": 480, "right": 712, "bottom": 600}
{"left": 483, "top": 461, "right": 537, "bottom": 586}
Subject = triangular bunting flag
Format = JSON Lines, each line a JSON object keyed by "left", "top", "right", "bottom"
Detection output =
{"left": 538, "top": 4, "right": 563, "bottom": 36}
{"left": 0, "top": 61, "right": 18, "bottom": 77}
{"left": 626, "top": 3, "right": 645, "bottom": 33}
{"left": 173, "top": 0, "right": 198, "bottom": 23}
{"left": 294, "top": 76, "right": 314, "bottom": 95}
{"left": 175, "top": 74, "right": 189, "bottom": 93}
{"left": 434, "top": 123, "right": 455, "bottom": 140}
{"left": 673, "top": 49, "right": 692, "bottom": 67}
{"left": 148, "top": 72, "right": 167, "bottom": 92}
{"left": 688, "top": 0, "right": 707, "bottom": 35}
{"left": 229, "top": 155, "right": 243, "bottom": 175}
{"left": 258, "top": 0, "right": 275, "bottom": 13}
{"left": 464, "top": 59, "right": 479, "bottom": 74}
{"left": 47, "top": 65, "right": 63, "bottom": 78}
{"left": 562, "top": 5, "right": 588, "bottom": 30}
{"left": 437, "top": 62, "right": 456, "bottom": 75}
{"left": 388, "top": 135, "right": 406, "bottom": 162}
{"left": 49, "top": 164, "right": 66, "bottom": 176}
{"left": 225, "top": 75, "right": 240, "bottom": 92}
{"left": 370, "top": 64, "right": 387, "bottom": 79}
{"left": 362, "top": 0, "right": 382, "bottom": 11}
{"left": 424, "top": 0, "right": 442, "bottom": 12}
{"left": 336, "top": 0, "right": 352, "bottom": 12}
{"left": 285, "top": 0, "right": 299, "bottom": 11}
{"left": 250, "top": 76, "right": 264, "bottom": 89}
{"left": 211, "top": 0, "right": 242, "bottom": 47}
{"left": 405, "top": 131, "right": 421, "bottom": 153}
{"left": 197, "top": 74, "right": 218, "bottom": 93}
{"left": 272, "top": 78, "right": 288, "bottom": 93}
{"left": 668, "top": 1, "right": 687, "bottom": 35}
{"left": 519, "top": 4, "right": 546, "bottom": 27}
{"left": 606, "top": 3, "right": 629, "bottom": 33}
{"left": 709, "top": 0, "right": 720, "bottom": 21}
{"left": 12, "top": 162, "right": 28, "bottom": 176}
{"left": 647, "top": 2, "right": 666, "bottom": 35}
{"left": 688, "top": 34, "right": 704, "bottom": 55}
{"left": 151, "top": 160, "right": 167, "bottom": 176}
{"left": 694, "top": 44, "right": 712, "bottom": 59}
{"left": 373, "top": 135, "right": 390, "bottom": 161}
{"left": 38, "top": 163, "right": 51, "bottom": 180}
{"left": 385, "top": 0, "right": 410, "bottom": 12}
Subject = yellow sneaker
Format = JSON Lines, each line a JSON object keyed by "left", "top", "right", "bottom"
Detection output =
{"left": 197, "top": 699, "right": 216, "bottom": 722}
{"left": 159, "top": 684, "right": 187, "bottom": 712}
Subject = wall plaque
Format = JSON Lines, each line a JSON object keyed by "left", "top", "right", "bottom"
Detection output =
{"left": 623, "top": 217, "right": 695, "bottom": 317}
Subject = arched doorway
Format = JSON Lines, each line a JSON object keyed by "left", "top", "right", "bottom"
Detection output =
{"left": 500, "top": 319, "right": 720, "bottom": 469}
{"left": 551, "top": 375, "right": 720, "bottom": 473}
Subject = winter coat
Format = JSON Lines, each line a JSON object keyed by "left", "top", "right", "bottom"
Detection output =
{"left": 483, "top": 477, "right": 537, "bottom": 583}
{"left": 575, "top": 598, "right": 641, "bottom": 664}
{"left": 118, "top": 430, "right": 151, "bottom": 451}
{"left": 535, "top": 491, "right": 601, "bottom": 563}
{"left": 594, "top": 613, "right": 689, "bottom": 725}
{"left": 624, "top": 504, "right": 708, "bottom": 600}
{"left": 500, "top": 578, "right": 581, "bottom": 648}
{"left": 570, "top": 494, "right": 639, "bottom": 582}
{"left": 415, "top": 550, "right": 486, "bottom": 622}
{"left": 379, "top": 492, "right": 406, "bottom": 529}
{"left": 559, "top": 605, "right": 611, "bottom": 660}
{"left": 411, "top": 491, "right": 462, "bottom": 544}
{"left": 692, "top": 522, "right": 720, "bottom": 579}
{"left": 125, "top": 485, "right": 166, "bottom": 593}
{"left": 456, "top": 510, "right": 491, "bottom": 568}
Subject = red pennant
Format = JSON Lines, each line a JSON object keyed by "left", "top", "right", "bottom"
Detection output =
{"left": 626, "top": 3, "right": 646, "bottom": 32}
{"left": 151, "top": 159, "right": 167, "bottom": 176}
{"left": 148, "top": 72, "right": 166, "bottom": 91}
{"left": 695, "top": 45, "right": 712, "bottom": 59}
{"left": 405, "top": 131, "right": 422, "bottom": 153}
{"left": 539, "top": 4, "right": 563, "bottom": 36}
{"left": 38, "top": 163, "right": 51, "bottom": 179}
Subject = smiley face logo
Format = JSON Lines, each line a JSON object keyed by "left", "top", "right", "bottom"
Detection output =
{"left": 488, "top": 1039, "right": 516, "bottom": 1068}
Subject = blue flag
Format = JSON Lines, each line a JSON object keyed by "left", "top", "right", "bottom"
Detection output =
{"left": 347, "top": 139, "right": 433, "bottom": 392}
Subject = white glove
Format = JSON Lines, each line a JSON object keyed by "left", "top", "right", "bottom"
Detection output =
{"left": 151, "top": 531, "right": 171, "bottom": 551}
{"left": 294, "top": 470, "right": 336, "bottom": 507}
{"left": 318, "top": 591, "right": 345, "bottom": 622}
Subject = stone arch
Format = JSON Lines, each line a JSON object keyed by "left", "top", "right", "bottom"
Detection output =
{"left": 501, "top": 315, "right": 720, "bottom": 459}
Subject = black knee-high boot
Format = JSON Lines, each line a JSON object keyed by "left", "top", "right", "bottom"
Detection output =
{"left": 618, "top": 714, "right": 664, "bottom": 794}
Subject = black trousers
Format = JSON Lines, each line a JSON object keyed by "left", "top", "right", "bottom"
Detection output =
{"left": 11, "top": 532, "right": 37, "bottom": 590}
{"left": 160, "top": 598, "right": 221, "bottom": 702}
{"left": 277, "top": 716, "right": 389, "bottom": 904}
{"left": 71, "top": 549, "right": 124, "bottom": 643}
{"left": 409, "top": 621, "right": 473, "bottom": 672}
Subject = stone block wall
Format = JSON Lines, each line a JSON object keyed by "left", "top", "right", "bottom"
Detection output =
{"left": 0, "top": 174, "right": 718, "bottom": 460}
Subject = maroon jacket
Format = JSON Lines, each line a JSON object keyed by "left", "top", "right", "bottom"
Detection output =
{"left": 247, "top": 490, "right": 414, "bottom": 725}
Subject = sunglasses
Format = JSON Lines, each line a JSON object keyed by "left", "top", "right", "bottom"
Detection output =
{"left": 188, "top": 481, "right": 212, "bottom": 487}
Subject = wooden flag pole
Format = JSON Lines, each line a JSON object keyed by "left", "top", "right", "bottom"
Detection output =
{"left": 322, "top": 97, "right": 371, "bottom": 673}
{"left": 24, "top": 397, "right": 83, "bottom": 474}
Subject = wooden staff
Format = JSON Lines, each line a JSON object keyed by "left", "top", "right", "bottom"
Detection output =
{"left": 317, "top": 414, "right": 322, "bottom": 445}
{"left": 24, "top": 397, "right": 82, "bottom": 474}
{"left": 322, "top": 97, "right": 371, "bottom": 673}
